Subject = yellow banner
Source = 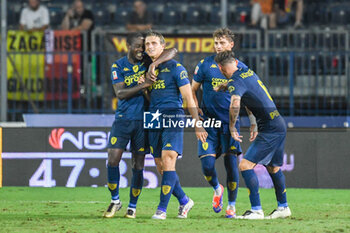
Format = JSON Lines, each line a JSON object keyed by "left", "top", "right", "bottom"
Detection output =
{"left": 110, "top": 35, "right": 214, "bottom": 53}
{"left": 7, "top": 30, "right": 45, "bottom": 100}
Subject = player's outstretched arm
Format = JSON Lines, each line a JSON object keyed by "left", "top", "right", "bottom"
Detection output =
{"left": 180, "top": 84, "right": 208, "bottom": 143}
{"left": 148, "top": 48, "right": 178, "bottom": 78}
{"left": 245, "top": 106, "right": 258, "bottom": 142}
{"left": 191, "top": 80, "right": 204, "bottom": 119}
{"left": 114, "top": 72, "right": 156, "bottom": 100}
{"left": 229, "top": 94, "right": 243, "bottom": 142}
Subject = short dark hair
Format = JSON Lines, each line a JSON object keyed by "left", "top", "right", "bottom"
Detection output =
{"left": 145, "top": 31, "right": 165, "bottom": 44}
{"left": 126, "top": 32, "right": 144, "bottom": 46}
{"left": 214, "top": 51, "right": 236, "bottom": 65}
{"left": 213, "top": 28, "right": 235, "bottom": 42}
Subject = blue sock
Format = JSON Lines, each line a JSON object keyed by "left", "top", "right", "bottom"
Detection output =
{"left": 241, "top": 169, "right": 261, "bottom": 210}
{"left": 269, "top": 169, "right": 288, "bottom": 207}
{"left": 172, "top": 174, "right": 189, "bottom": 205}
{"left": 200, "top": 156, "right": 219, "bottom": 189}
{"left": 224, "top": 154, "right": 239, "bottom": 205}
{"left": 128, "top": 169, "right": 144, "bottom": 208}
{"left": 107, "top": 165, "right": 120, "bottom": 200}
{"left": 158, "top": 171, "right": 177, "bottom": 212}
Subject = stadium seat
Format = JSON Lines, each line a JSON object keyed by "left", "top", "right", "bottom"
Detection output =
{"left": 162, "top": 6, "right": 181, "bottom": 25}
{"left": 330, "top": 4, "right": 349, "bottom": 25}
{"left": 185, "top": 6, "right": 205, "bottom": 25}
{"left": 48, "top": 7, "right": 63, "bottom": 29}
{"left": 93, "top": 7, "right": 111, "bottom": 26}
{"left": 208, "top": 6, "right": 222, "bottom": 25}
{"left": 113, "top": 6, "right": 131, "bottom": 26}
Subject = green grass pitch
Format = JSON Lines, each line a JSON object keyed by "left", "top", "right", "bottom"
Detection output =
{"left": 1, "top": 187, "right": 350, "bottom": 232}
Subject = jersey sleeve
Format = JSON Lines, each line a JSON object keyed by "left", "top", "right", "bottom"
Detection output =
{"left": 110, "top": 62, "right": 124, "bottom": 85}
{"left": 193, "top": 59, "right": 205, "bottom": 83}
{"left": 174, "top": 63, "right": 190, "bottom": 87}
{"left": 227, "top": 78, "right": 246, "bottom": 97}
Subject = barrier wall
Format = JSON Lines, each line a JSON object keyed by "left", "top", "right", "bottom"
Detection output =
{"left": 1, "top": 127, "right": 349, "bottom": 189}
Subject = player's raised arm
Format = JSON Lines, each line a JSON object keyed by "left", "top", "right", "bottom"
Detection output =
{"left": 245, "top": 106, "right": 258, "bottom": 142}
{"left": 148, "top": 48, "right": 178, "bottom": 78}
{"left": 229, "top": 94, "right": 243, "bottom": 142}
{"left": 180, "top": 84, "right": 208, "bottom": 143}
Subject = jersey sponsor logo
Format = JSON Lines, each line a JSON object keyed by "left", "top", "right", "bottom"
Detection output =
{"left": 228, "top": 86, "right": 235, "bottom": 93}
{"left": 123, "top": 67, "right": 130, "bottom": 71}
{"left": 132, "top": 188, "right": 141, "bottom": 197}
{"left": 49, "top": 128, "right": 108, "bottom": 150}
{"left": 212, "top": 78, "right": 228, "bottom": 88}
{"left": 112, "top": 71, "right": 118, "bottom": 80}
{"left": 108, "top": 183, "right": 117, "bottom": 190}
{"left": 162, "top": 185, "right": 171, "bottom": 195}
{"left": 124, "top": 70, "right": 145, "bottom": 86}
{"left": 202, "top": 142, "right": 208, "bottom": 151}
{"left": 165, "top": 143, "right": 172, "bottom": 148}
{"left": 210, "top": 64, "right": 217, "bottom": 68}
{"left": 269, "top": 110, "right": 280, "bottom": 120}
{"left": 160, "top": 68, "right": 170, "bottom": 73}
{"left": 111, "top": 137, "right": 117, "bottom": 145}
{"left": 228, "top": 182, "right": 237, "bottom": 191}
{"left": 133, "top": 65, "right": 139, "bottom": 73}
{"left": 204, "top": 176, "right": 212, "bottom": 181}
{"left": 194, "top": 65, "right": 199, "bottom": 75}
{"left": 149, "top": 80, "right": 165, "bottom": 90}
{"left": 240, "top": 69, "right": 254, "bottom": 79}
{"left": 112, "top": 64, "right": 117, "bottom": 68}
{"left": 180, "top": 70, "right": 188, "bottom": 80}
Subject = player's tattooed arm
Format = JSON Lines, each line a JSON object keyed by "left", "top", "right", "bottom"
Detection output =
{"left": 245, "top": 106, "right": 258, "bottom": 142}
{"left": 180, "top": 84, "right": 208, "bottom": 143}
{"left": 191, "top": 80, "right": 204, "bottom": 120}
{"left": 113, "top": 73, "right": 156, "bottom": 100}
{"left": 229, "top": 95, "right": 243, "bottom": 142}
{"left": 148, "top": 48, "right": 178, "bottom": 78}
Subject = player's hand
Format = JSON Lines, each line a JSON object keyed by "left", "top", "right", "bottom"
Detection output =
{"left": 198, "top": 108, "right": 204, "bottom": 121}
{"left": 149, "top": 63, "right": 157, "bottom": 78}
{"left": 143, "top": 72, "right": 156, "bottom": 88}
{"left": 214, "top": 82, "right": 229, "bottom": 92}
{"left": 230, "top": 126, "right": 243, "bottom": 142}
{"left": 249, "top": 124, "right": 258, "bottom": 142}
{"left": 195, "top": 125, "right": 208, "bottom": 143}
{"left": 138, "top": 74, "right": 145, "bottom": 84}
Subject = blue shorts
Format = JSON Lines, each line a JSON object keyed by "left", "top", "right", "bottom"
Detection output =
{"left": 107, "top": 119, "right": 149, "bottom": 154}
{"left": 148, "top": 128, "right": 183, "bottom": 158}
{"left": 244, "top": 131, "right": 286, "bottom": 167}
{"left": 198, "top": 123, "right": 242, "bottom": 157}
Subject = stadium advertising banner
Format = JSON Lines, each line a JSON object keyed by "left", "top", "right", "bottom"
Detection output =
{"left": 1, "top": 127, "right": 350, "bottom": 188}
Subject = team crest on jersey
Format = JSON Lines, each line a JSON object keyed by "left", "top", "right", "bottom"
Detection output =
{"left": 108, "top": 183, "right": 117, "bottom": 190}
{"left": 228, "top": 182, "right": 237, "bottom": 191}
{"left": 133, "top": 65, "right": 139, "bottom": 73}
{"left": 112, "top": 71, "right": 118, "bottom": 80}
{"left": 210, "top": 64, "right": 217, "bottom": 68}
{"left": 204, "top": 176, "right": 212, "bottom": 181}
{"left": 132, "top": 188, "right": 141, "bottom": 197}
{"left": 180, "top": 70, "right": 188, "bottom": 80}
{"left": 202, "top": 142, "right": 208, "bottom": 151}
{"left": 123, "top": 67, "right": 130, "bottom": 71}
{"left": 111, "top": 137, "right": 117, "bottom": 145}
{"left": 162, "top": 185, "right": 171, "bottom": 195}
{"left": 154, "top": 69, "right": 159, "bottom": 76}
{"left": 228, "top": 86, "right": 235, "bottom": 93}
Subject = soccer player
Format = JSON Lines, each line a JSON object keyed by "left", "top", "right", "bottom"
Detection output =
{"left": 144, "top": 31, "right": 208, "bottom": 220}
{"left": 214, "top": 51, "right": 292, "bottom": 220}
{"left": 192, "top": 28, "right": 257, "bottom": 218}
{"left": 104, "top": 33, "right": 177, "bottom": 219}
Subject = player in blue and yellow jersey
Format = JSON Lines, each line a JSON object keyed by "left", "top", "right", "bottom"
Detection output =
{"left": 215, "top": 51, "right": 292, "bottom": 220}
{"left": 144, "top": 31, "right": 208, "bottom": 220}
{"left": 104, "top": 33, "right": 177, "bottom": 219}
{"left": 192, "top": 28, "right": 257, "bottom": 218}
